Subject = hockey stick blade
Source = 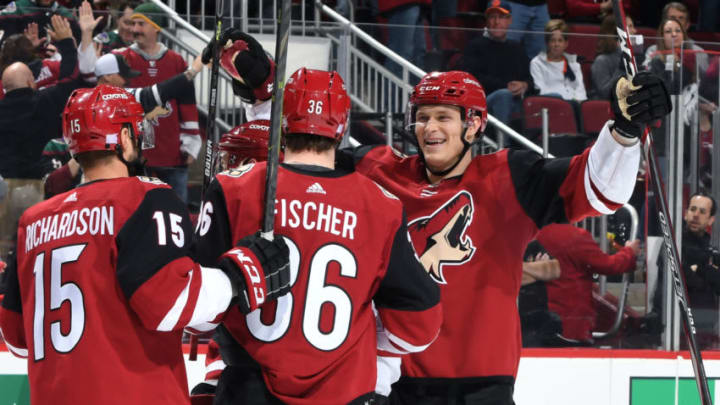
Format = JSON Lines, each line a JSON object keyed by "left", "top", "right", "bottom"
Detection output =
{"left": 612, "top": 1, "right": 713, "bottom": 403}
{"left": 261, "top": 0, "right": 291, "bottom": 241}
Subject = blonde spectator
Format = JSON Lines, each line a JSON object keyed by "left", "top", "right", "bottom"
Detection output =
{"left": 530, "top": 19, "right": 587, "bottom": 101}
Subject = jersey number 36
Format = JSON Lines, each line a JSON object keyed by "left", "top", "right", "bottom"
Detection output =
{"left": 247, "top": 237, "right": 356, "bottom": 352}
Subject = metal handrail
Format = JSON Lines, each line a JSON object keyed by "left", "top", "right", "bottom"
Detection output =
{"left": 592, "top": 203, "right": 639, "bottom": 339}
{"left": 315, "top": 0, "right": 546, "bottom": 156}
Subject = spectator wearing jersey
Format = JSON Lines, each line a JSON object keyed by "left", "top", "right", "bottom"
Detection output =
{"left": 537, "top": 223, "right": 640, "bottom": 342}
{"left": 93, "top": 0, "right": 135, "bottom": 53}
{"left": 530, "top": 19, "right": 586, "bottom": 102}
{"left": 460, "top": 0, "right": 531, "bottom": 127}
{"left": 504, "top": 0, "right": 550, "bottom": 60}
{"left": 114, "top": 2, "right": 201, "bottom": 203}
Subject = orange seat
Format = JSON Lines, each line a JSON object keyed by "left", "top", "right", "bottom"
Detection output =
{"left": 523, "top": 96, "right": 579, "bottom": 136}
{"left": 580, "top": 100, "right": 612, "bottom": 135}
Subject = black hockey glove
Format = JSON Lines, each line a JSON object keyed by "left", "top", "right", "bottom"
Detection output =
{"left": 610, "top": 71, "right": 671, "bottom": 139}
{"left": 201, "top": 28, "right": 275, "bottom": 103}
{"left": 219, "top": 232, "right": 291, "bottom": 314}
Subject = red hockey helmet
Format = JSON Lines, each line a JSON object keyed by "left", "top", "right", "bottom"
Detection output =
{"left": 282, "top": 68, "right": 350, "bottom": 141}
{"left": 218, "top": 119, "right": 272, "bottom": 170}
{"left": 62, "top": 84, "right": 147, "bottom": 157}
{"left": 406, "top": 71, "right": 488, "bottom": 132}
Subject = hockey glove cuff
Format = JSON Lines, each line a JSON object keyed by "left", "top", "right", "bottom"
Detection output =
{"left": 610, "top": 72, "right": 671, "bottom": 139}
{"left": 219, "top": 232, "right": 291, "bottom": 314}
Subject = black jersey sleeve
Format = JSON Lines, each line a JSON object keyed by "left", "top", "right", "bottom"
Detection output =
{"left": 116, "top": 186, "right": 232, "bottom": 332}
{"left": 116, "top": 187, "right": 195, "bottom": 300}
{"left": 508, "top": 149, "right": 573, "bottom": 229}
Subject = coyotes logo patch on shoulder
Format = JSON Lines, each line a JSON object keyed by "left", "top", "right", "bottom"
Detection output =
{"left": 408, "top": 191, "right": 475, "bottom": 284}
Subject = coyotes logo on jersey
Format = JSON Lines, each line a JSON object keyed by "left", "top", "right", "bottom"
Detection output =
{"left": 407, "top": 191, "right": 475, "bottom": 284}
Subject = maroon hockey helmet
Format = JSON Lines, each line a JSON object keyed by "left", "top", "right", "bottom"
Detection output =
{"left": 282, "top": 68, "right": 351, "bottom": 141}
{"left": 62, "top": 84, "right": 147, "bottom": 157}
{"left": 218, "top": 119, "right": 274, "bottom": 170}
{"left": 406, "top": 71, "right": 488, "bottom": 132}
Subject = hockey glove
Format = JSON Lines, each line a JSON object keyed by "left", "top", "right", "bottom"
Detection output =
{"left": 201, "top": 28, "right": 275, "bottom": 103}
{"left": 219, "top": 232, "right": 291, "bottom": 314}
{"left": 610, "top": 71, "right": 671, "bottom": 139}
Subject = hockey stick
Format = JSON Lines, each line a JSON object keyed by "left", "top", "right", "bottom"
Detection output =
{"left": 200, "top": 0, "right": 224, "bottom": 197}
{"left": 612, "top": 1, "right": 713, "bottom": 403}
{"left": 191, "top": 0, "right": 224, "bottom": 362}
{"left": 261, "top": 0, "right": 291, "bottom": 240}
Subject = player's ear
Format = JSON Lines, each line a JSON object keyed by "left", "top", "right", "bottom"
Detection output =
{"left": 119, "top": 126, "right": 134, "bottom": 154}
{"left": 465, "top": 115, "right": 483, "bottom": 142}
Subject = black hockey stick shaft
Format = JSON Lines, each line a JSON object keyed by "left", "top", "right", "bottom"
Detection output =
{"left": 613, "top": 1, "right": 712, "bottom": 403}
{"left": 261, "top": 0, "right": 291, "bottom": 240}
{"left": 192, "top": 0, "right": 224, "bottom": 363}
{"left": 200, "top": 0, "right": 225, "bottom": 198}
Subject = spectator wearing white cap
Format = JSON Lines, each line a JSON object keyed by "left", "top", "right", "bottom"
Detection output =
{"left": 95, "top": 53, "right": 141, "bottom": 87}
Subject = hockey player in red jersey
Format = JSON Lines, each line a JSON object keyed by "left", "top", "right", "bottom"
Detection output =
{"left": 190, "top": 120, "right": 274, "bottom": 402}
{"left": 193, "top": 68, "right": 442, "bottom": 405}
{"left": 346, "top": 70, "right": 671, "bottom": 403}
{"left": 0, "top": 85, "right": 291, "bottom": 405}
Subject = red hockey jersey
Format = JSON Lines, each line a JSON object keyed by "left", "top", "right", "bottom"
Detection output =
{"left": 114, "top": 44, "right": 200, "bottom": 167}
{"left": 0, "top": 177, "right": 233, "bottom": 405}
{"left": 193, "top": 163, "right": 442, "bottom": 405}
{"left": 537, "top": 223, "right": 637, "bottom": 341}
{"left": 353, "top": 124, "right": 639, "bottom": 380}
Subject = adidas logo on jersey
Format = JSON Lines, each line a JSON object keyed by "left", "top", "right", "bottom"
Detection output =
{"left": 306, "top": 182, "right": 326, "bottom": 194}
{"left": 63, "top": 192, "right": 78, "bottom": 203}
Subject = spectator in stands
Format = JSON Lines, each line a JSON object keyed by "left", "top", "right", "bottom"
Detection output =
{"left": 460, "top": 1, "right": 531, "bottom": 128}
{"left": 645, "top": 17, "right": 700, "bottom": 95}
{"left": 643, "top": 2, "right": 708, "bottom": 75}
{"left": 114, "top": 2, "right": 201, "bottom": 203}
{"left": 590, "top": 14, "right": 642, "bottom": 100}
{"left": 651, "top": 192, "right": 720, "bottom": 349}
{"left": 94, "top": 0, "right": 136, "bottom": 53}
{"left": 530, "top": 19, "right": 587, "bottom": 102}
{"left": 537, "top": 223, "right": 640, "bottom": 343}
{"left": 0, "top": 15, "right": 79, "bottom": 181}
{"left": 505, "top": 0, "right": 550, "bottom": 60}
{"left": 0, "top": 0, "right": 80, "bottom": 43}
{"left": 376, "top": 0, "right": 429, "bottom": 78}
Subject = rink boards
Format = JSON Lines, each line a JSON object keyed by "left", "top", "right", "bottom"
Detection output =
{"left": 3, "top": 345, "right": 720, "bottom": 405}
